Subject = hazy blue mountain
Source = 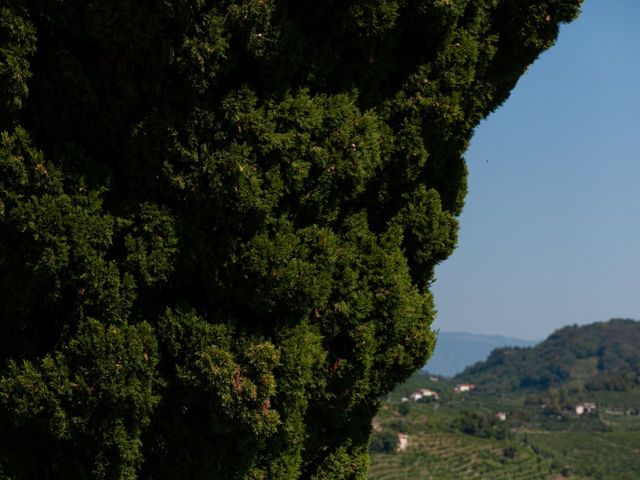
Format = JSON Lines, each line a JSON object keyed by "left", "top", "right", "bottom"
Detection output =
{"left": 424, "top": 331, "right": 538, "bottom": 377}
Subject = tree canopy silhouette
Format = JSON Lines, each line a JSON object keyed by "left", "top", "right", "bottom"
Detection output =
{"left": 0, "top": 1, "right": 580, "bottom": 478}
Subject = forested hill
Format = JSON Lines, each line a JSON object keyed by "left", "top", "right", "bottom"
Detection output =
{"left": 455, "top": 319, "right": 640, "bottom": 393}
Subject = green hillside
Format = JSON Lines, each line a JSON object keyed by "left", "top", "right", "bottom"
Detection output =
{"left": 456, "top": 319, "right": 640, "bottom": 393}
{"left": 369, "top": 320, "right": 640, "bottom": 479}
{"left": 369, "top": 432, "right": 556, "bottom": 480}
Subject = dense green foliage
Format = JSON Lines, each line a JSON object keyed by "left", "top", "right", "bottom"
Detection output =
{"left": 457, "top": 319, "right": 640, "bottom": 393}
{"left": 451, "top": 410, "right": 509, "bottom": 439}
{"left": 0, "top": 1, "right": 580, "bottom": 478}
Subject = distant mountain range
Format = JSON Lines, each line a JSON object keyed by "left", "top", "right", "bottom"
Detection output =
{"left": 423, "top": 331, "right": 538, "bottom": 377}
{"left": 455, "top": 318, "right": 640, "bottom": 393}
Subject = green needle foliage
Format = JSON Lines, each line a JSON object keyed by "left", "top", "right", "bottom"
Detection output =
{"left": 0, "top": 1, "right": 580, "bottom": 478}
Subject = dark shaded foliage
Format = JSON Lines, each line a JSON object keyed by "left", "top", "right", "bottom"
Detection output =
{"left": 0, "top": 1, "right": 580, "bottom": 478}
{"left": 451, "top": 410, "right": 509, "bottom": 440}
{"left": 369, "top": 431, "right": 399, "bottom": 454}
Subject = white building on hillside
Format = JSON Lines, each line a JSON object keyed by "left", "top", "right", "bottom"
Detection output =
{"left": 453, "top": 383, "right": 476, "bottom": 394}
{"left": 417, "top": 388, "right": 439, "bottom": 399}
{"left": 397, "top": 433, "right": 409, "bottom": 452}
{"left": 409, "top": 388, "right": 439, "bottom": 401}
{"left": 575, "top": 402, "right": 597, "bottom": 416}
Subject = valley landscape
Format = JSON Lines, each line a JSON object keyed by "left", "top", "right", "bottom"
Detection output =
{"left": 369, "top": 319, "right": 640, "bottom": 479}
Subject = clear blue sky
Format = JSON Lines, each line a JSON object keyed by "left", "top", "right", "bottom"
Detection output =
{"left": 432, "top": 0, "right": 640, "bottom": 340}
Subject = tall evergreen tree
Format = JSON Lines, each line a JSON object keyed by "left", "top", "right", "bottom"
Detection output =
{"left": 0, "top": 1, "right": 581, "bottom": 478}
